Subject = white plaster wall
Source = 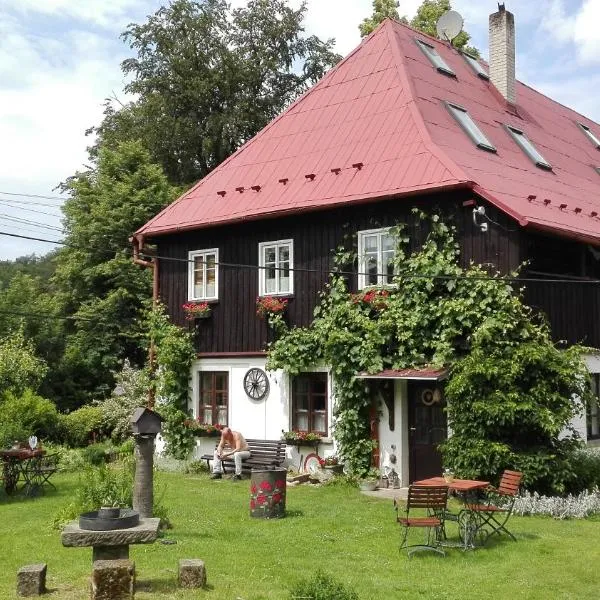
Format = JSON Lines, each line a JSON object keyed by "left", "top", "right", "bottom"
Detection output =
{"left": 189, "top": 358, "right": 335, "bottom": 466}
{"left": 377, "top": 379, "right": 409, "bottom": 486}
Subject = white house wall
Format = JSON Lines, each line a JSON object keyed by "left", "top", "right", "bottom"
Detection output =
{"left": 189, "top": 358, "right": 335, "bottom": 465}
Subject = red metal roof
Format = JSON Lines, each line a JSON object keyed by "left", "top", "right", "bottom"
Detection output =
{"left": 137, "top": 19, "right": 600, "bottom": 243}
{"left": 356, "top": 368, "right": 448, "bottom": 380}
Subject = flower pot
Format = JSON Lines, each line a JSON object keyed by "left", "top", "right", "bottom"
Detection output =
{"left": 359, "top": 480, "right": 378, "bottom": 492}
{"left": 194, "top": 312, "right": 211, "bottom": 320}
{"left": 324, "top": 464, "right": 344, "bottom": 475}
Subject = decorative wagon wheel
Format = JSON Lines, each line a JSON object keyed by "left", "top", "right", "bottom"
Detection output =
{"left": 243, "top": 368, "right": 270, "bottom": 400}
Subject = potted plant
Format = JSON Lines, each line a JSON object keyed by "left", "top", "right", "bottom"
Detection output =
{"left": 256, "top": 296, "right": 288, "bottom": 319}
{"left": 281, "top": 430, "right": 322, "bottom": 446}
{"left": 185, "top": 419, "right": 224, "bottom": 437}
{"left": 358, "top": 468, "right": 380, "bottom": 491}
{"left": 182, "top": 302, "right": 212, "bottom": 320}
{"left": 319, "top": 455, "right": 344, "bottom": 475}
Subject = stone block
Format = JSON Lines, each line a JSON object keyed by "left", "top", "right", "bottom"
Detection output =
{"left": 178, "top": 559, "right": 206, "bottom": 589}
{"left": 17, "top": 563, "right": 47, "bottom": 597}
{"left": 91, "top": 559, "right": 135, "bottom": 600}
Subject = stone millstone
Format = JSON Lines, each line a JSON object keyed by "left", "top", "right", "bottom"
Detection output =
{"left": 17, "top": 563, "right": 46, "bottom": 597}
{"left": 178, "top": 559, "right": 206, "bottom": 589}
{"left": 91, "top": 559, "right": 135, "bottom": 600}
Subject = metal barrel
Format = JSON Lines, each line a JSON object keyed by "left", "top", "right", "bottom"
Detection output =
{"left": 249, "top": 468, "right": 286, "bottom": 519}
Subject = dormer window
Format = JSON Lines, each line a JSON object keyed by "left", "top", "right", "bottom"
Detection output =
{"left": 578, "top": 122, "right": 600, "bottom": 149}
{"left": 505, "top": 125, "right": 552, "bottom": 170}
{"left": 446, "top": 103, "right": 496, "bottom": 152}
{"left": 462, "top": 52, "right": 489, "bottom": 80}
{"left": 415, "top": 39, "right": 455, "bottom": 77}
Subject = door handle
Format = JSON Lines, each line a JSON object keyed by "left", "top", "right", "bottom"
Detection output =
{"left": 409, "top": 427, "right": 416, "bottom": 432}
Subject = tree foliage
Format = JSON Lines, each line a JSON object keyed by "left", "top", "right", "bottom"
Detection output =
{"left": 147, "top": 303, "right": 197, "bottom": 459}
{"left": 0, "top": 328, "right": 47, "bottom": 396}
{"left": 51, "top": 141, "right": 177, "bottom": 408}
{"left": 91, "top": 0, "right": 341, "bottom": 186}
{"left": 267, "top": 213, "right": 585, "bottom": 492}
{"left": 359, "top": 0, "right": 479, "bottom": 57}
{"left": 359, "top": 0, "right": 405, "bottom": 37}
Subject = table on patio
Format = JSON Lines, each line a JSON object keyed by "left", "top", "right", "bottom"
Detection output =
{"left": 0, "top": 449, "right": 45, "bottom": 496}
{"left": 413, "top": 476, "right": 489, "bottom": 550}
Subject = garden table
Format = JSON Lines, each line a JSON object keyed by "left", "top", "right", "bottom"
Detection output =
{"left": 413, "top": 476, "right": 489, "bottom": 550}
{"left": 0, "top": 449, "right": 45, "bottom": 496}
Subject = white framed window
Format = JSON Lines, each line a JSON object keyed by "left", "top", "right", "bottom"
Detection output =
{"left": 258, "top": 239, "right": 293, "bottom": 296}
{"left": 358, "top": 228, "right": 396, "bottom": 288}
{"left": 188, "top": 248, "right": 218, "bottom": 301}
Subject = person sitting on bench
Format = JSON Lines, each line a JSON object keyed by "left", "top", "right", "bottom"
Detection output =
{"left": 211, "top": 427, "right": 251, "bottom": 480}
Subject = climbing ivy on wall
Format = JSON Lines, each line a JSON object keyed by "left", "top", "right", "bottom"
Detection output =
{"left": 267, "top": 212, "right": 588, "bottom": 491}
{"left": 147, "top": 303, "right": 197, "bottom": 459}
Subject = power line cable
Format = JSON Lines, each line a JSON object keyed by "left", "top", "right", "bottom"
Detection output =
{"left": 2, "top": 230, "right": 599, "bottom": 285}
{"left": 0, "top": 200, "right": 63, "bottom": 216}
{"left": 0, "top": 190, "right": 66, "bottom": 202}
{"left": 0, "top": 214, "right": 65, "bottom": 233}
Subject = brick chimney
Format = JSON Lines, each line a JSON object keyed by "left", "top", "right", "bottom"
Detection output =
{"left": 489, "top": 5, "right": 516, "bottom": 105}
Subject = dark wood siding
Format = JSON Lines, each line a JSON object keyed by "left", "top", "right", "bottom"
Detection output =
{"left": 153, "top": 191, "right": 522, "bottom": 353}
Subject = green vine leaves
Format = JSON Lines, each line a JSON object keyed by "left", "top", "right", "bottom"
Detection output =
{"left": 266, "top": 211, "right": 589, "bottom": 486}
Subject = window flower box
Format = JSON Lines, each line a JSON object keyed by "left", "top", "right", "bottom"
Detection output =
{"left": 183, "top": 302, "right": 212, "bottom": 320}
{"left": 184, "top": 420, "right": 224, "bottom": 437}
{"left": 256, "top": 296, "right": 288, "bottom": 319}
{"left": 281, "top": 430, "right": 322, "bottom": 447}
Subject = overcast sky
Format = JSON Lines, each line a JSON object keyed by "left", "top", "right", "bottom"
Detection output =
{"left": 1, "top": 0, "right": 599, "bottom": 260}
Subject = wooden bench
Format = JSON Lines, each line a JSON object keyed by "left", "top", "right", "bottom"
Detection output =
{"left": 200, "top": 439, "right": 287, "bottom": 475}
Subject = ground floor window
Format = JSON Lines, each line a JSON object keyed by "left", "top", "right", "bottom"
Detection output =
{"left": 292, "top": 372, "right": 328, "bottom": 435}
{"left": 199, "top": 371, "right": 228, "bottom": 426}
{"left": 589, "top": 374, "right": 600, "bottom": 440}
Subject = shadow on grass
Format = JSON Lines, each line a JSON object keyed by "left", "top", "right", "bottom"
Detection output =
{"left": 136, "top": 578, "right": 214, "bottom": 593}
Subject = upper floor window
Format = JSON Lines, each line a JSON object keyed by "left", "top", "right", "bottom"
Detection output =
{"left": 292, "top": 372, "right": 328, "bottom": 436}
{"left": 259, "top": 239, "right": 293, "bottom": 296}
{"left": 199, "top": 371, "right": 228, "bottom": 426}
{"left": 589, "top": 373, "right": 600, "bottom": 440}
{"left": 358, "top": 228, "right": 395, "bottom": 289}
{"left": 415, "top": 39, "right": 455, "bottom": 77}
{"left": 577, "top": 122, "right": 600, "bottom": 149}
{"left": 446, "top": 102, "right": 496, "bottom": 152}
{"left": 505, "top": 125, "right": 552, "bottom": 170}
{"left": 188, "top": 248, "right": 218, "bottom": 301}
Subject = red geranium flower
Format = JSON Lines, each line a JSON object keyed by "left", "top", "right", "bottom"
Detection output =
{"left": 251, "top": 484, "right": 257, "bottom": 495}
{"left": 250, "top": 499, "right": 256, "bottom": 510}
{"left": 272, "top": 493, "right": 282, "bottom": 504}
{"left": 257, "top": 495, "right": 267, "bottom": 505}
{"left": 260, "top": 481, "right": 272, "bottom": 492}
{"left": 274, "top": 480, "right": 285, "bottom": 489}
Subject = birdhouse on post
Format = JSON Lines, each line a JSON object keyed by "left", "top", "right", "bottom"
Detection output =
{"left": 131, "top": 407, "right": 163, "bottom": 436}
{"left": 130, "top": 407, "right": 163, "bottom": 519}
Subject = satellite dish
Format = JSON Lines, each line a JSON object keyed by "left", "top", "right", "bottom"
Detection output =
{"left": 436, "top": 10, "right": 464, "bottom": 42}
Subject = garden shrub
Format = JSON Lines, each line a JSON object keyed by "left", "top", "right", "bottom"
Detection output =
{"left": 81, "top": 442, "right": 113, "bottom": 466}
{"left": 0, "top": 388, "right": 59, "bottom": 441}
{"left": 184, "top": 460, "right": 209, "bottom": 474}
{"left": 96, "top": 359, "right": 149, "bottom": 443}
{"left": 564, "top": 448, "right": 600, "bottom": 493}
{"left": 0, "top": 421, "right": 27, "bottom": 449}
{"left": 59, "top": 405, "right": 104, "bottom": 447}
{"left": 288, "top": 571, "right": 359, "bottom": 600}
{"left": 513, "top": 488, "right": 600, "bottom": 519}
{"left": 42, "top": 443, "right": 87, "bottom": 473}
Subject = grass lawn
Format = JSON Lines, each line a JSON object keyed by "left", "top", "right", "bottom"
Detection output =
{"left": 1, "top": 471, "right": 599, "bottom": 599}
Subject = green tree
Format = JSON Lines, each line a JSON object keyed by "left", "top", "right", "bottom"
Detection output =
{"left": 410, "top": 0, "right": 479, "bottom": 56}
{"left": 52, "top": 141, "right": 177, "bottom": 408}
{"left": 359, "top": 0, "right": 406, "bottom": 37}
{"left": 359, "top": 0, "right": 479, "bottom": 57}
{"left": 90, "top": 0, "right": 341, "bottom": 186}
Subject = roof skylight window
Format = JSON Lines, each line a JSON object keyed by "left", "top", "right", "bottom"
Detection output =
{"left": 462, "top": 52, "right": 489, "bottom": 80}
{"left": 578, "top": 123, "right": 600, "bottom": 149}
{"left": 415, "top": 39, "right": 455, "bottom": 77}
{"left": 505, "top": 125, "right": 552, "bottom": 170}
{"left": 445, "top": 103, "right": 496, "bottom": 152}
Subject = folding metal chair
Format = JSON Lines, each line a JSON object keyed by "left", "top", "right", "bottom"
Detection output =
{"left": 35, "top": 453, "right": 58, "bottom": 490}
{"left": 469, "top": 470, "right": 522, "bottom": 543}
{"left": 394, "top": 485, "right": 448, "bottom": 557}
